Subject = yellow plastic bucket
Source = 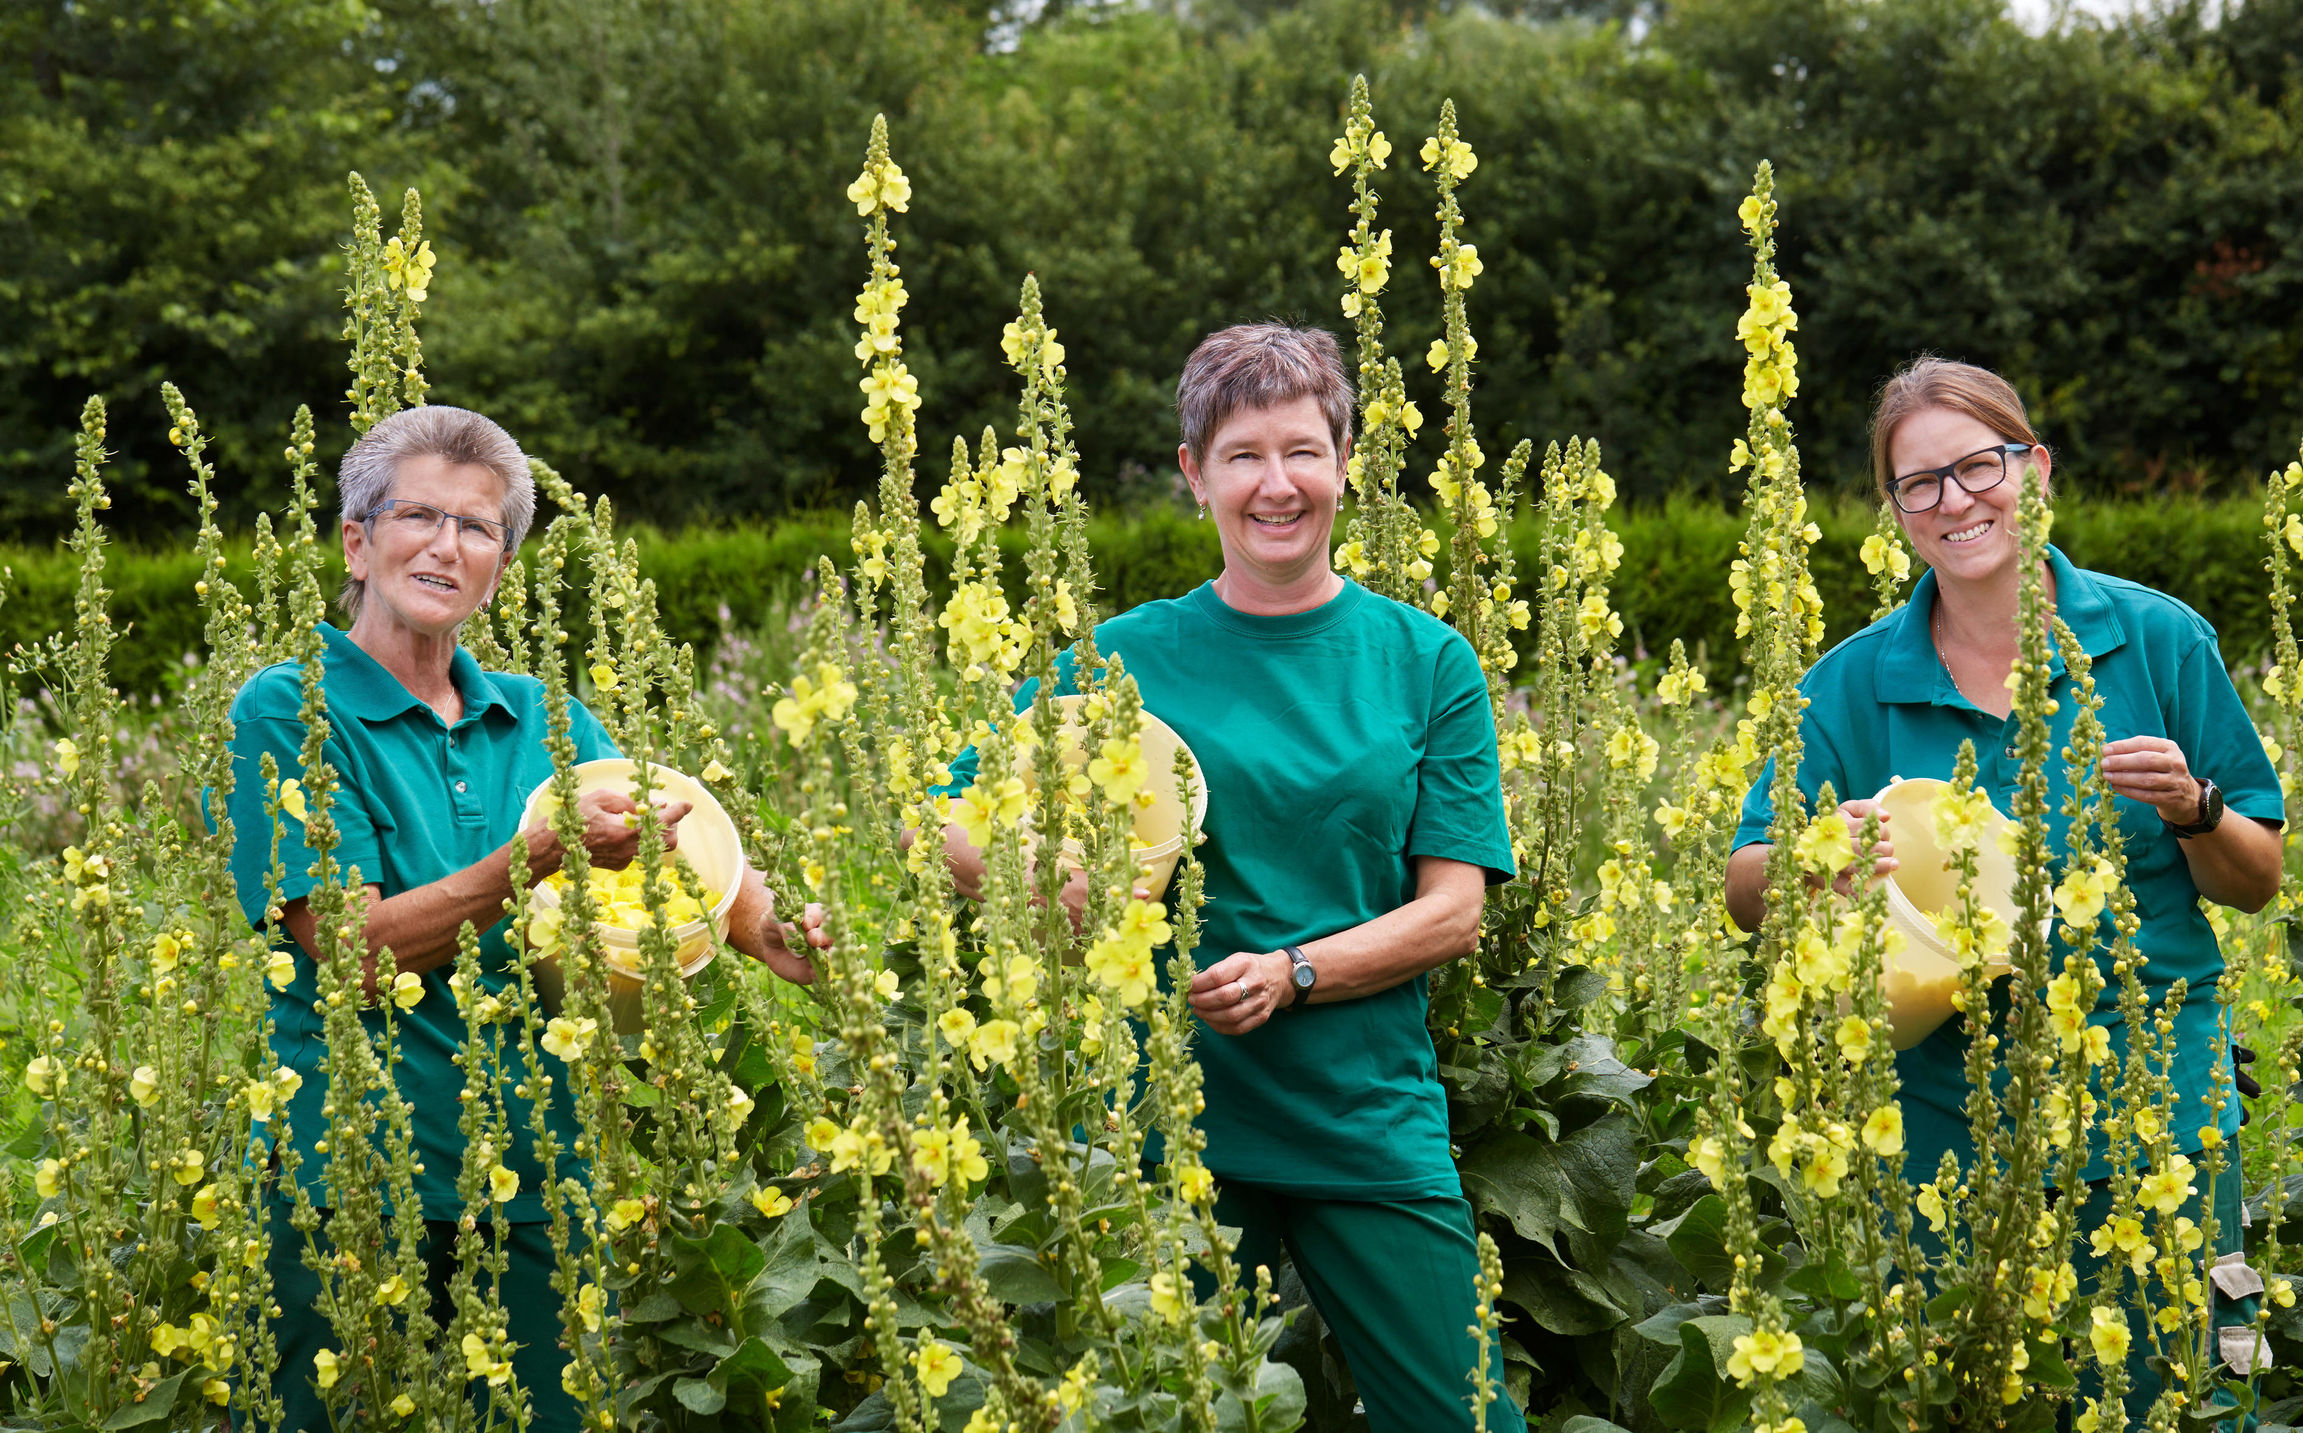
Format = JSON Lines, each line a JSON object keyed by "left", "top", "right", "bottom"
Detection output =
{"left": 1871, "top": 777, "right": 2023, "bottom": 1050}
{"left": 1016, "top": 695, "right": 1208, "bottom": 902}
{"left": 521, "top": 759, "right": 745, "bottom": 1034}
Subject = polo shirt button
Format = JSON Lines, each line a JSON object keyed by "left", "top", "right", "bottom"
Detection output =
{"left": 455, "top": 780, "right": 468, "bottom": 793}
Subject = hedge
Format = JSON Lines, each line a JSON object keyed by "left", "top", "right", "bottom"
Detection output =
{"left": 0, "top": 496, "right": 2276, "bottom": 699}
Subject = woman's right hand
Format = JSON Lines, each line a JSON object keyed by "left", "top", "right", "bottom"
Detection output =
{"left": 1827, "top": 798, "right": 1895, "bottom": 898}
{"left": 564, "top": 787, "right": 691, "bottom": 871}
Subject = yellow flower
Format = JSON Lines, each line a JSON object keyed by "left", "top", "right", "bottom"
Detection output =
{"left": 313, "top": 1348, "right": 341, "bottom": 1390}
{"left": 605, "top": 1197, "right": 647, "bottom": 1233}
{"left": 542, "top": 1015, "right": 597, "bottom": 1062}
{"left": 380, "top": 236, "right": 438, "bottom": 302}
{"left": 1834, "top": 1016, "right": 1874, "bottom": 1065}
{"left": 34, "top": 1159, "right": 63, "bottom": 1199}
{"left": 23, "top": 1055, "right": 58, "bottom": 1098}
{"left": 1793, "top": 813, "right": 1855, "bottom": 878}
{"left": 1726, "top": 1327, "right": 1803, "bottom": 1386}
{"left": 276, "top": 778, "right": 308, "bottom": 823}
{"left": 208, "top": 1380, "right": 234, "bottom": 1408}
{"left": 53, "top": 737, "right": 79, "bottom": 776}
{"left": 1915, "top": 1181, "right": 1948, "bottom": 1234}
{"left": 875, "top": 968, "right": 903, "bottom": 1002}
{"left": 129, "top": 1065, "right": 159, "bottom": 1106}
{"left": 1087, "top": 734, "right": 1149, "bottom": 806}
{"left": 488, "top": 1164, "right": 520, "bottom": 1204}
{"left": 2139, "top": 1153, "right": 2194, "bottom": 1214}
{"left": 805, "top": 1116, "right": 841, "bottom": 1152}
{"left": 914, "top": 1340, "right": 963, "bottom": 1398}
{"left": 2088, "top": 1306, "right": 2130, "bottom": 1363}
{"left": 1178, "top": 1164, "right": 1215, "bottom": 1204}
{"left": 244, "top": 1077, "right": 279, "bottom": 1123}
{"left": 375, "top": 1273, "right": 411, "bottom": 1307}
{"left": 265, "top": 948, "right": 297, "bottom": 990}
{"left": 462, "top": 1331, "right": 512, "bottom": 1385}
{"left": 574, "top": 1282, "right": 605, "bottom": 1334}
{"left": 389, "top": 971, "right": 425, "bottom": 1010}
{"left": 968, "top": 1019, "right": 1020, "bottom": 1072}
{"left": 171, "top": 1148, "right": 204, "bottom": 1186}
{"left": 750, "top": 1185, "right": 794, "bottom": 1219}
{"left": 701, "top": 758, "right": 733, "bottom": 783}
{"left": 1148, "top": 1270, "right": 1189, "bottom": 1324}
{"left": 1860, "top": 1104, "right": 1904, "bottom": 1155}
{"left": 1691, "top": 1135, "right": 1727, "bottom": 1186}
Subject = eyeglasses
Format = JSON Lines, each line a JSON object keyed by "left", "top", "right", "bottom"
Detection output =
{"left": 1886, "top": 443, "right": 2032, "bottom": 515}
{"left": 365, "top": 498, "right": 513, "bottom": 552}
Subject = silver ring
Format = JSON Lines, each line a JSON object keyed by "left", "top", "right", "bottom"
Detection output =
{"left": 1234, "top": 978, "right": 1246, "bottom": 1005}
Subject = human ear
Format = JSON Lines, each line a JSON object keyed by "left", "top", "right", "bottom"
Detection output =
{"left": 343, "top": 518, "right": 370, "bottom": 582}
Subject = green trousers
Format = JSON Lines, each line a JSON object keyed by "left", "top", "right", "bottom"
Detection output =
{"left": 261, "top": 1195, "right": 581, "bottom": 1432}
{"left": 1196, "top": 1181, "right": 1527, "bottom": 1433}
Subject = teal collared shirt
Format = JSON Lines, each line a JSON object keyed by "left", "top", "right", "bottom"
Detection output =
{"left": 224, "top": 624, "right": 618, "bottom": 1220}
{"left": 1734, "top": 547, "right": 2282, "bottom": 1181}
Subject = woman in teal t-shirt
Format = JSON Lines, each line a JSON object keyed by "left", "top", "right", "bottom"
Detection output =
{"left": 1724, "top": 359, "right": 2282, "bottom": 1401}
{"left": 938, "top": 323, "right": 1522, "bottom": 1432}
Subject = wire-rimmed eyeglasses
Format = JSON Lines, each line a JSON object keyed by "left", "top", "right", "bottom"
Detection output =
{"left": 364, "top": 498, "right": 514, "bottom": 552}
{"left": 1886, "top": 444, "right": 2033, "bottom": 515}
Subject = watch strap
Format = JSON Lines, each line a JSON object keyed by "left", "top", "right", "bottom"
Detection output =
{"left": 2166, "top": 776, "right": 2224, "bottom": 838}
{"left": 1283, "top": 945, "right": 1314, "bottom": 1008}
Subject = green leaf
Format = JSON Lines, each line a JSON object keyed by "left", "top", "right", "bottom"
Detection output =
{"left": 1461, "top": 1131, "right": 1565, "bottom": 1254}
{"left": 977, "top": 1243, "right": 1064, "bottom": 1305}
{"left": 1563, "top": 1417, "right": 1638, "bottom": 1433}
{"left": 100, "top": 1370, "right": 188, "bottom": 1430}
{"left": 1665, "top": 1196, "right": 1783, "bottom": 1295}
{"left": 668, "top": 1222, "right": 768, "bottom": 1320}
{"left": 673, "top": 1374, "right": 727, "bottom": 1415}
{"left": 1553, "top": 966, "right": 1610, "bottom": 1011}
{"left": 1648, "top": 1315, "right": 1754, "bottom": 1433}
{"left": 1782, "top": 1245, "right": 1862, "bottom": 1302}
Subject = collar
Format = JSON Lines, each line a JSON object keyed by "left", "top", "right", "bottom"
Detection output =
{"left": 1874, "top": 545, "right": 2126, "bottom": 707}
{"left": 319, "top": 623, "right": 516, "bottom": 727}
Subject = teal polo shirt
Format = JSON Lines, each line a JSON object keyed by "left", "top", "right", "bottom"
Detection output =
{"left": 947, "top": 580, "right": 1514, "bottom": 1199}
{"left": 1734, "top": 547, "right": 2282, "bottom": 1182}
{"left": 224, "top": 623, "right": 619, "bottom": 1221}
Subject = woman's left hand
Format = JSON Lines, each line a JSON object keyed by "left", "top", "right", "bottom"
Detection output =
{"left": 728, "top": 866, "right": 826, "bottom": 984}
{"left": 2101, "top": 736, "right": 2204, "bottom": 823}
{"left": 1190, "top": 949, "right": 1291, "bottom": 1036}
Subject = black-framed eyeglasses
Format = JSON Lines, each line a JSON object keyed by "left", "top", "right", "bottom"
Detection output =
{"left": 365, "top": 498, "right": 514, "bottom": 552}
{"left": 1886, "top": 443, "right": 2033, "bottom": 515}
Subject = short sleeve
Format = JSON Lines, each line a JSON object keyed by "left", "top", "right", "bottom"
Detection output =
{"left": 225, "top": 699, "right": 381, "bottom": 931}
{"left": 2172, "top": 633, "right": 2283, "bottom": 825}
{"left": 1731, "top": 692, "right": 1848, "bottom": 852}
{"left": 1405, "top": 636, "right": 1515, "bottom": 883}
{"left": 566, "top": 695, "right": 622, "bottom": 763}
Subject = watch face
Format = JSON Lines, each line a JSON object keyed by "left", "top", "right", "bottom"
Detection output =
{"left": 1292, "top": 964, "right": 1316, "bottom": 989}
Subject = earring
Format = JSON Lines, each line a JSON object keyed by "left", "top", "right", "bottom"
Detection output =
{"left": 1196, "top": 501, "right": 1206, "bottom": 520}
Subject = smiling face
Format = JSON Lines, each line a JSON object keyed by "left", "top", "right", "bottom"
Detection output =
{"left": 1179, "top": 394, "right": 1347, "bottom": 593}
{"left": 1885, "top": 404, "right": 2051, "bottom": 589}
{"left": 341, "top": 452, "right": 512, "bottom": 641}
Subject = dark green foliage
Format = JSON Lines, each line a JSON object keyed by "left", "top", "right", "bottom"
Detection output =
{"left": 0, "top": 496, "right": 2272, "bottom": 698}
{"left": 6, "top": 0, "right": 2303, "bottom": 543}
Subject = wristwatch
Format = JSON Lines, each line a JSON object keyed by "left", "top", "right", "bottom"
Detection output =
{"left": 1283, "top": 946, "right": 1316, "bottom": 1009}
{"left": 2165, "top": 776, "right": 2224, "bottom": 839}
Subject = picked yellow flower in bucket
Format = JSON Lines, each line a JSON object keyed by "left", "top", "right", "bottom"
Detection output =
{"left": 519, "top": 759, "right": 746, "bottom": 1034}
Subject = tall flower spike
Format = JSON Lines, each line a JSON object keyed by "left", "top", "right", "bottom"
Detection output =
{"left": 1332, "top": 75, "right": 1421, "bottom": 603}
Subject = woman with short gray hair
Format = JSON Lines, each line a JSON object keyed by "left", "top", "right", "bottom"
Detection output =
{"left": 225, "top": 404, "right": 826, "bottom": 1430}
{"left": 941, "top": 322, "right": 1521, "bottom": 1431}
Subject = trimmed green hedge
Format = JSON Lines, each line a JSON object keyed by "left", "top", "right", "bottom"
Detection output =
{"left": 0, "top": 496, "right": 2277, "bottom": 697}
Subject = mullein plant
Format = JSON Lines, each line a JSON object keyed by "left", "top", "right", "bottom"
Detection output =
{"left": 731, "top": 117, "right": 1306, "bottom": 1431}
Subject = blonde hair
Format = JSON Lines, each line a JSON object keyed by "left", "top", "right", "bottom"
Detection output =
{"left": 1869, "top": 357, "right": 2043, "bottom": 503}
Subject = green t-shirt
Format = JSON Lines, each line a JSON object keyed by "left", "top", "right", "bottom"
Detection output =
{"left": 225, "top": 623, "right": 619, "bottom": 1221}
{"left": 956, "top": 580, "right": 1514, "bottom": 1200}
{"left": 1734, "top": 548, "right": 2283, "bottom": 1182}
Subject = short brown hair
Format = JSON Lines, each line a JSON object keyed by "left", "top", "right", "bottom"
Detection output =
{"left": 1869, "top": 357, "right": 2043, "bottom": 503}
{"left": 1175, "top": 322, "right": 1354, "bottom": 466}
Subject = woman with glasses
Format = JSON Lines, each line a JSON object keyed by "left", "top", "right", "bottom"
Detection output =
{"left": 1723, "top": 357, "right": 2282, "bottom": 1406}
{"left": 223, "top": 405, "right": 825, "bottom": 1430}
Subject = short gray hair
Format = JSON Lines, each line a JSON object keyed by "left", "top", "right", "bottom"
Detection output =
{"left": 1176, "top": 322, "right": 1355, "bottom": 466}
{"left": 337, "top": 405, "right": 535, "bottom": 620}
